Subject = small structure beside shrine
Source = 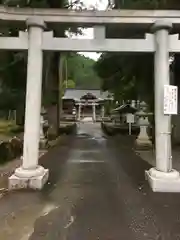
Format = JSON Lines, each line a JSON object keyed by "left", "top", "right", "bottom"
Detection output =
{"left": 111, "top": 103, "right": 138, "bottom": 125}
{"left": 110, "top": 103, "right": 138, "bottom": 135}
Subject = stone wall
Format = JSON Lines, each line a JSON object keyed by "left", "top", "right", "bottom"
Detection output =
{"left": 0, "top": 137, "right": 23, "bottom": 164}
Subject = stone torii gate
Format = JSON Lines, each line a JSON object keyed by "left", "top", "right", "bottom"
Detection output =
{"left": 1, "top": 6, "right": 180, "bottom": 192}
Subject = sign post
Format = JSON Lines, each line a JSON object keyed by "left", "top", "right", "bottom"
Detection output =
{"left": 126, "top": 113, "right": 135, "bottom": 135}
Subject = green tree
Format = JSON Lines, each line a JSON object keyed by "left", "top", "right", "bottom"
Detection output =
{"left": 66, "top": 79, "right": 76, "bottom": 89}
{"left": 62, "top": 79, "right": 76, "bottom": 94}
{"left": 66, "top": 53, "right": 101, "bottom": 89}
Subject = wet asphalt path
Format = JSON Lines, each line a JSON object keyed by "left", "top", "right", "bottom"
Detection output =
{"left": 31, "top": 123, "right": 134, "bottom": 239}
{"left": 29, "top": 123, "right": 180, "bottom": 240}
{"left": 1, "top": 122, "right": 180, "bottom": 239}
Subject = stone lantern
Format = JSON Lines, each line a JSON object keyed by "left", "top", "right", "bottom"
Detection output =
{"left": 135, "top": 101, "right": 153, "bottom": 149}
{"left": 72, "top": 107, "right": 76, "bottom": 121}
{"left": 101, "top": 105, "right": 105, "bottom": 119}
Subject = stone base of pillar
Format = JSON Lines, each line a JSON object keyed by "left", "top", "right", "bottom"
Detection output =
{"left": 145, "top": 167, "right": 180, "bottom": 192}
{"left": 8, "top": 166, "right": 49, "bottom": 190}
{"left": 135, "top": 138, "right": 152, "bottom": 150}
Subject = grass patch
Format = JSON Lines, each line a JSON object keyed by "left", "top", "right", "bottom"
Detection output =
{"left": 0, "top": 120, "right": 23, "bottom": 137}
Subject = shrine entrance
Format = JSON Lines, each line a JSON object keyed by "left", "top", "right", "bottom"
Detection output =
{"left": 1, "top": 6, "right": 180, "bottom": 192}
{"left": 76, "top": 93, "right": 104, "bottom": 122}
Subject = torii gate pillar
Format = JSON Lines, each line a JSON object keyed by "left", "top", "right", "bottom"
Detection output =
{"left": 146, "top": 21, "right": 180, "bottom": 192}
{"left": 9, "top": 18, "right": 49, "bottom": 190}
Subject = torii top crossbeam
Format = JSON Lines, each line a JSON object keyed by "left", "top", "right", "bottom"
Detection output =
{"left": 1, "top": 5, "right": 180, "bottom": 28}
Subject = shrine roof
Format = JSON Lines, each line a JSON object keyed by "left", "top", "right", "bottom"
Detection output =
{"left": 112, "top": 104, "right": 137, "bottom": 114}
{"left": 62, "top": 88, "right": 111, "bottom": 101}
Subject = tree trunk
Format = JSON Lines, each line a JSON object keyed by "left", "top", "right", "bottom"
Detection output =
{"left": 43, "top": 52, "right": 59, "bottom": 137}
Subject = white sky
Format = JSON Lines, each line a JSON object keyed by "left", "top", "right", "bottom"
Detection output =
{"left": 70, "top": 0, "right": 109, "bottom": 61}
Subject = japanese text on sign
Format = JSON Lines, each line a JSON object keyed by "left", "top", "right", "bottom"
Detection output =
{"left": 164, "top": 85, "right": 178, "bottom": 115}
